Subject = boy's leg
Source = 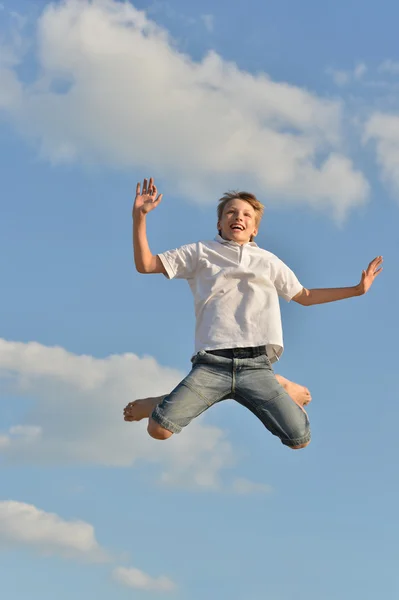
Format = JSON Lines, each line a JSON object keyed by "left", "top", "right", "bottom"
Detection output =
{"left": 124, "top": 354, "right": 232, "bottom": 440}
{"left": 235, "top": 356, "right": 311, "bottom": 450}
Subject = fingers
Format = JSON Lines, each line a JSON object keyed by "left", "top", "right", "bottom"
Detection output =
{"left": 367, "top": 256, "right": 383, "bottom": 275}
{"left": 149, "top": 178, "right": 157, "bottom": 197}
{"left": 137, "top": 177, "right": 157, "bottom": 196}
{"left": 368, "top": 256, "right": 383, "bottom": 269}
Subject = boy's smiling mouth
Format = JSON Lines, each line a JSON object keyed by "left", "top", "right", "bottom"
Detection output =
{"left": 231, "top": 224, "right": 244, "bottom": 231}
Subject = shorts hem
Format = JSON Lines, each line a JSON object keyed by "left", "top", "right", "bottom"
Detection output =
{"left": 281, "top": 433, "right": 311, "bottom": 448}
{"left": 151, "top": 407, "right": 182, "bottom": 434}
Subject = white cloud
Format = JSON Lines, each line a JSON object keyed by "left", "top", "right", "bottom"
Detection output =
{"left": 0, "top": 17, "right": 27, "bottom": 75}
{"left": 0, "top": 500, "right": 108, "bottom": 562}
{"left": 0, "top": 435, "right": 10, "bottom": 448}
{"left": 9, "top": 11, "right": 27, "bottom": 30}
{"left": 0, "top": 338, "right": 237, "bottom": 489}
{"left": 354, "top": 62, "right": 367, "bottom": 80}
{"left": 0, "top": 0, "right": 368, "bottom": 218}
{"left": 1, "top": 425, "right": 43, "bottom": 447}
{"left": 230, "top": 477, "right": 273, "bottom": 495}
{"left": 9, "top": 425, "right": 42, "bottom": 439}
{"left": 0, "top": 500, "right": 177, "bottom": 589}
{"left": 364, "top": 111, "right": 399, "bottom": 197}
{"left": 327, "top": 62, "right": 367, "bottom": 86}
{"left": 201, "top": 14, "right": 214, "bottom": 33}
{"left": 113, "top": 566, "right": 176, "bottom": 592}
{"left": 147, "top": 1, "right": 186, "bottom": 21}
{"left": 0, "top": 66, "right": 22, "bottom": 108}
{"left": 379, "top": 59, "right": 399, "bottom": 74}
{"left": 328, "top": 68, "right": 350, "bottom": 87}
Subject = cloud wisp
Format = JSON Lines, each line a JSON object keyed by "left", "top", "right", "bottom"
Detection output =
{"left": 113, "top": 566, "right": 176, "bottom": 592}
{"left": 0, "top": 500, "right": 108, "bottom": 562}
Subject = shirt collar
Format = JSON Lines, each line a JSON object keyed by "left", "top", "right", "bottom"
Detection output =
{"left": 214, "top": 234, "right": 258, "bottom": 248}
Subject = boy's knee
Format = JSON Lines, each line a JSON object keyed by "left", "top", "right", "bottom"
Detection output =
{"left": 147, "top": 419, "right": 173, "bottom": 440}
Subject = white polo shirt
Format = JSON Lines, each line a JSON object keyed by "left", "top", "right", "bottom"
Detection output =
{"left": 158, "top": 235, "right": 303, "bottom": 363}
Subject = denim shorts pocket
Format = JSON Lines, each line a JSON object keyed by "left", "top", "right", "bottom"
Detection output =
{"left": 258, "top": 354, "right": 272, "bottom": 370}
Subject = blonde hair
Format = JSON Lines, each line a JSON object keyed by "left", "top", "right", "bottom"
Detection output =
{"left": 217, "top": 191, "right": 264, "bottom": 239}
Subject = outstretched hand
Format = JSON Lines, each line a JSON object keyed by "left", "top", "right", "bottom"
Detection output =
{"left": 133, "top": 177, "right": 163, "bottom": 217}
{"left": 358, "top": 256, "right": 383, "bottom": 294}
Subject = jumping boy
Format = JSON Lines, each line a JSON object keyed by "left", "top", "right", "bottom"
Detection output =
{"left": 124, "top": 177, "right": 382, "bottom": 449}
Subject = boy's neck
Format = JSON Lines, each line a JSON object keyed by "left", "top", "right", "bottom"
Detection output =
{"left": 219, "top": 233, "right": 252, "bottom": 246}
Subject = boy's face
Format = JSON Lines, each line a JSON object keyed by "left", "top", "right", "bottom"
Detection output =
{"left": 218, "top": 199, "right": 258, "bottom": 245}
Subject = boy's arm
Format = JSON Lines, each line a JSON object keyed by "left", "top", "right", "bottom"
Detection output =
{"left": 132, "top": 177, "right": 166, "bottom": 275}
{"left": 292, "top": 256, "right": 383, "bottom": 306}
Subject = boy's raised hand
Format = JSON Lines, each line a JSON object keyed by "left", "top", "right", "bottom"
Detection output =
{"left": 358, "top": 256, "right": 383, "bottom": 294}
{"left": 133, "top": 177, "right": 163, "bottom": 217}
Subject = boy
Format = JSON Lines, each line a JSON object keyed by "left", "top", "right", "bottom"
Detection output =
{"left": 124, "top": 178, "right": 382, "bottom": 449}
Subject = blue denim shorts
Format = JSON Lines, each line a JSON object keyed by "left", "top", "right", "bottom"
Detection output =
{"left": 151, "top": 348, "right": 311, "bottom": 448}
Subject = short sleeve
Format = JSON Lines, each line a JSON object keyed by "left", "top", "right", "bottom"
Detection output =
{"left": 272, "top": 258, "right": 303, "bottom": 302}
{"left": 158, "top": 243, "right": 199, "bottom": 280}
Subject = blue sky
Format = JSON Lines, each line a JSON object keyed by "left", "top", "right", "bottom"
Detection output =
{"left": 0, "top": 0, "right": 398, "bottom": 598}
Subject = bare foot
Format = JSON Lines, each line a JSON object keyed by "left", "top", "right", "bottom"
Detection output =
{"left": 275, "top": 375, "right": 312, "bottom": 407}
{"left": 123, "top": 395, "right": 166, "bottom": 422}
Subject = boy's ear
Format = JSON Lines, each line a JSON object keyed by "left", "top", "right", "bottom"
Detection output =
{"left": 217, "top": 220, "right": 221, "bottom": 231}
